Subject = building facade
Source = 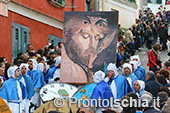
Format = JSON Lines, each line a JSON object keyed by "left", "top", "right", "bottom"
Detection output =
{"left": 0, "top": 0, "right": 85, "bottom": 63}
{"left": 93, "top": 0, "right": 139, "bottom": 28}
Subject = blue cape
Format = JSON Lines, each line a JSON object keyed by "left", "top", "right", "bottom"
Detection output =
{"left": 44, "top": 66, "right": 57, "bottom": 83}
{"left": 19, "top": 75, "right": 34, "bottom": 99}
{"left": 134, "top": 66, "right": 146, "bottom": 82}
{"left": 18, "top": 75, "right": 28, "bottom": 99}
{"left": 122, "top": 73, "right": 138, "bottom": 91}
{"left": 107, "top": 75, "right": 132, "bottom": 99}
{"left": 0, "top": 78, "right": 20, "bottom": 101}
{"left": 138, "top": 66, "right": 146, "bottom": 81}
{"left": 91, "top": 81, "right": 114, "bottom": 107}
{"left": 27, "top": 70, "right": 46, "bottom": 88}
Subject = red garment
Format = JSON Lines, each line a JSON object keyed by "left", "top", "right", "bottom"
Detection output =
{"left": 158, "top": 25, "right": 162, "bottom": 33}
{"left": 147, "top": 50, "right": 161, "bottom": 68}
{"left": 168, "top": 1, "right": 170, "bottom": 5}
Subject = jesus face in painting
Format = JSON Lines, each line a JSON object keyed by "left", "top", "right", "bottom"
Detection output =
{"left": 64, "top": 15, "right": 111, "bottom": 69}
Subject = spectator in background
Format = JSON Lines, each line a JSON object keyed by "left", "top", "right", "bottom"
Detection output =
{"left": 121, "top": 96, "right": 136, "bottom": 113}
{"left": 146, "top": 25, "right": 153, "bottom": 49}
{"left": 147, "top": 43, "right": 162, "bottom": 73}
{"left": 4, "top": 63, "right": 11, "bottom": 80}
{"left": 164, "top": 61, "right": 170, "bottom": 73}
{"left": 58, "top": 42, "right": 62, "bottom": 49}
{"left": 13, "top": 59, "right": 22, "bottom": 66}
{"left": 162, "top": 105, "right": 170, "bottom": 113}
{"left": 159, "top": 23, "right": 168, "bottom": 51}
{"left": 118, "top": 24, "right": 124, "bottom": 41}
{"left": 37, "top": 48, "right": 44, "bottom": 57}
{"left": 159, "top": 86, "right": 170, "bottom": 97}
{"left": 145, "top": 71, "right": 162, "bottom": 97}
{"left": 141, "top": 92, "right": 161, "bottom": 113}
{"left": 125, "top": 27, "right": 134, "bottom": 43}
{"left": 26, "top": 44, "right": 35, "bottom": 56}
{"left": 156, "top": 75, "right": 168, "bottom": 86}
{"left": 48, "top": 45, "right": 55, "bottom": 54}
{"left": 38, "top": 48, "right": 47, "bottom": 63}
{"left": 150, "top": 23, "right": 158, "bottom": 45}
{"left": 0, "top": 62, "right": 6, "bottom": 88}
{"left": 0, "top": 57, "right": 8, "bottom": 63}
{"left": 159, "top": 69, "right": 170, "bottom": 83}
{"left": 158, "top": 91, "right": 168, "bottom": 110}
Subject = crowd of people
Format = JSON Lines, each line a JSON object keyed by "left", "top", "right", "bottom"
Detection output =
{"left": 0, "top": 43, "right": 62, "bottom": 113}
{"left": 117, "top": 6, "right": 170, "bottom": 65}
{"left": 0, "top": 5, "right": 170, "bottom": 113}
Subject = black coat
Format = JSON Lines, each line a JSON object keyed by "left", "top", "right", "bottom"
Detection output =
{"left": 145, "top": 77, "right": 163, "bottom": 97}
{"left": 159, "top": 26, "right": 168, "bottom": 40}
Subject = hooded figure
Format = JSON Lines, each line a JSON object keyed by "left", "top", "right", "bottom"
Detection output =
{"left": 129, "top": 61, "right": 138, "bottom": 72}
{"left": 37, "top": 63, "right": 44, "bottom": 73}
{"left": 104, "top": 63, "right": 132, "bottom": 99}
{"left": 27, "top": 59, "right": 46, "bottom": 111}
{"left": 0, "top": 66, "right": 26, "bottom": 113}
{"left": 134, "top": 80, "right": 147, "bottom": 97}
{"left": 20, "top": 63, "right": 34, "bottom": 113}
{"left": 91, "top": 70, "right": 114, "bottom": 112}
{"left": 130, "top": 55, "right": 141, "bottom": 66}
{"left": 122, "top": 63, "right": 138, "bottom": 91}
{"left": 131, "top": 55, "right": 146, "bottom": 81}
{"left": 27, "top": 59, "right": 45, "bottom": 88}
{"left": 45, "top": 56, "right": 61, "bottom": 83}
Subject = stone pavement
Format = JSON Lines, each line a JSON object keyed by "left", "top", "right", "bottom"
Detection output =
{"left": 117, "top": 41, "right": 170, "bottom": 74}
{"left": 135, "top": 42, "right": 170, "bottom": 72}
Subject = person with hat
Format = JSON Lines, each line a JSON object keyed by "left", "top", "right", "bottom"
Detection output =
{"left": 19, "top": 63, "right": 34, "bottom": 113}
{"left": 104, "top": 63, "right": 132, "bottom": 99}
{"left": 91, "top": 70, "right": 114, "bottom": 112}
{"left": 131, "top": 55, "right": 146, "bottom": 81}
{"left": 122, "top": 63, "right": 138, "bottom": 91}
{"left": 0, "top": 66, "right": 27, "bottom": 113}
{"left": 133, "top": 80, "right": 147, "bottom": 98}
{"left": 45, "top": 56, "right": 61, "bottom": 83}
{"left": 27, "top": 59, "right": 46, "bottom": 111}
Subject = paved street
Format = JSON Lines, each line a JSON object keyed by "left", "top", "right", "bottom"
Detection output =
{"left": 117, "top": 40, "right": 170, "bottom": 74}
{"left": 136, "top": 41, "right": 170, "bottom": 72}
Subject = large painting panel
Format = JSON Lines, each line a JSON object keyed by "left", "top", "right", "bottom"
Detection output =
{"left": 60, "top": 11, "right": 118, "bottom": 84}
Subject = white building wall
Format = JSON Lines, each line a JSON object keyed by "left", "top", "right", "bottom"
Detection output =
{"left": 103, "top": 0, "right": 138, "bottom": 28}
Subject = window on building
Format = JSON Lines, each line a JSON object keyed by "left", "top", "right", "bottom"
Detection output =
{"left": 147, "top": 0, "right": 162, "bottom": 4}
{"left": 49, "top": 34, "right": 62, "bottom": 47}
{"left": 86, "top": 0, "right": 92, "bottom": 11}
{"left": 127, "top": 0, "right": 136, "bottom": 4}
{"left": 57, "top": 0, "right": 65, "bottom": 6}
{"left": 49, "top": 0, "right": 65, "bottom": 8}
{"left": 12, "top": 22, "right": 30, "bottom": 63}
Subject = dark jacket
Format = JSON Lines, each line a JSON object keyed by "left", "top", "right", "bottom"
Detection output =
{"left": 145, "top": 77, "right": 163, "bottom": 97}
{"left": 159, "top": 26, "right": 168, "bottom": 40}
{"left": 143, "top": 107, "right": 161, "bottom": 113}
